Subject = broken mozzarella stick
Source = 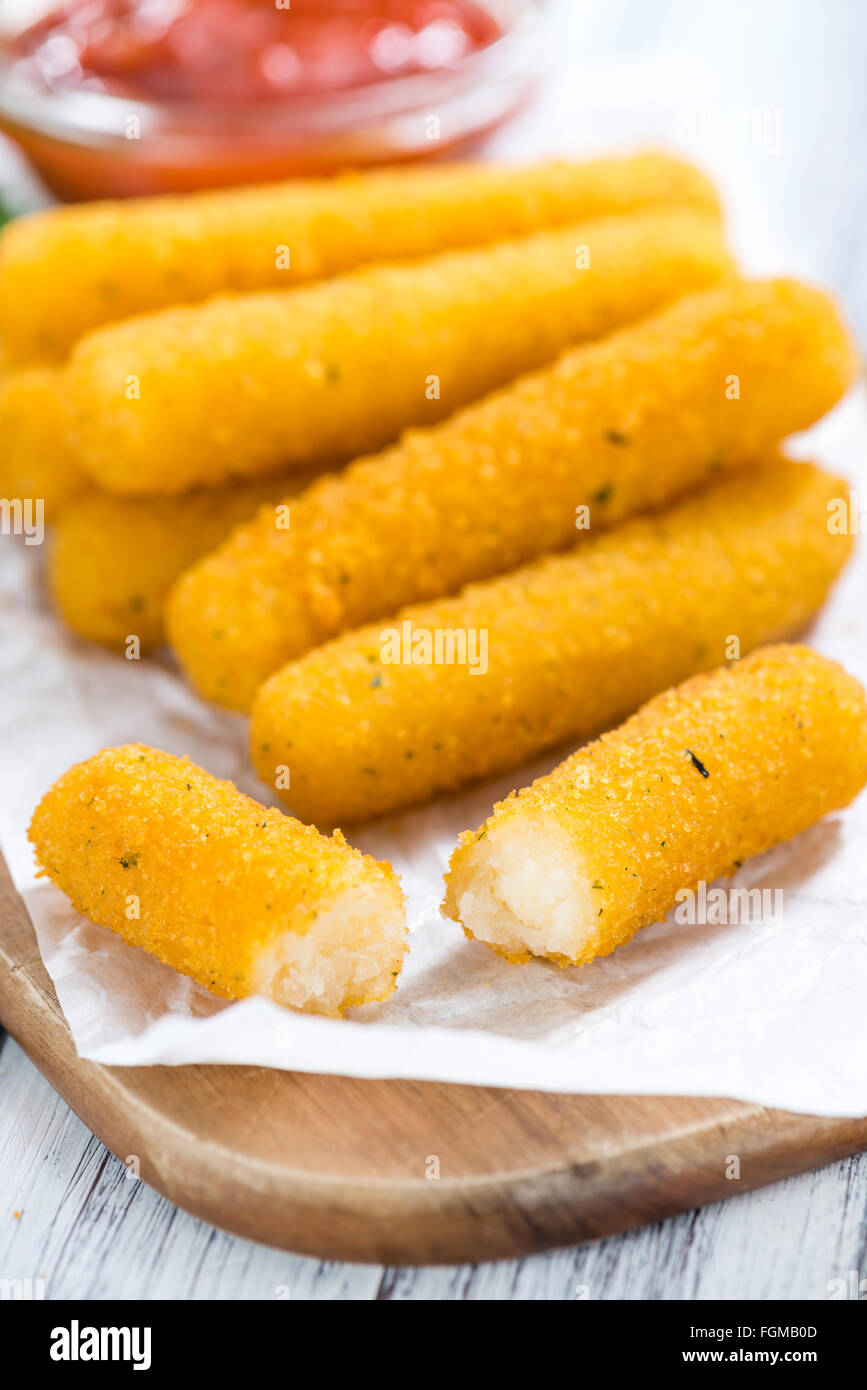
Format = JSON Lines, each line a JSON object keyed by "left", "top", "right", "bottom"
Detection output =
{"left": 65, "top": 208, "right": 729, "bottom": 495}
{"left": 28, "top": 745, "right": 406, "bottom": 1016}
{"left": 49, "top": 466, "right": 324, "bottom": 651}
{"left": 250, "top": 458, "right": 853, "bottom": 824}
{"left": 443, "top": 646, "right": 867, "bottom": 966}
{"left": 168, "top": 278, "right": 856, "bottom": 710}
{"left": 0, "top": 150, "right": 719, "bottom": 362}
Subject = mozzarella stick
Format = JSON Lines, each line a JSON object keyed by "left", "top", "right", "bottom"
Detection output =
{"left": 49, "top": 467, "right": 325, "bottom": 651}
{"left": 250, "top": 458, "right": 853, "bottom": 825}
{"left": 66, "top": 209, "right": 730, "bottom": 495}
{"left": 168, "top": 278, "right": 856, "bottom": 710}
{"left": 0, "top": 366, "right": 86, "bottom": 515}
{"left": 28, "top": 745, "right": 406, "bottom": 1016}
{"left": 443, "top": 646, "right": 867, "bottom": 965}
{"left": 0, "top": 151, "right": 720, "bottom": 362}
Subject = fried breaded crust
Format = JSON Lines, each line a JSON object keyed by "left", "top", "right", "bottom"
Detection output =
{"left": 28, "top": 745, "right": 407, "bottom": 1016}
{"left": 250, "top": 458, "right": 853, "bottom": 824}
{"left": 443, "top": 646, "right": 867, "bottom": 965}
{"left": 49, "top": 467, "right": 324, "bottom": 650}
{"left": 169, "top": 278, "right": 857, "bottom": 710}
{"left": 65, "top": 209, "right": 729, "bottom": 494}
{"left": 0, "top": 152, "right": 720, "bottom": 361}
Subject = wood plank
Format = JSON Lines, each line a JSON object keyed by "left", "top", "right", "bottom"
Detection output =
{"left": 1, "top": 853, "right": 866, "bottom": 1266}
{"left": 2, "top": 1041, "right": 863, "bottom": 1300}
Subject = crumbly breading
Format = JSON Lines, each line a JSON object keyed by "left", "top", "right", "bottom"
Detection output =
{"left": 66, "top": 209, "right": 729, "bottom": 494}
{"left": 49, "top": 467, "right": 324, "bottom": 650}
{"left": 0, "top": 151, "right": 720, "bottom": 361}
{"left": 28, "top": 745, "right": 407, "bottom": 1016}
{"left": 250, "top": 458, "right": 853, "bottom": 824}
{"left": 443, "top": 646, "right": 867, "bottom": 965}
{"left": 169, "top": 278, "right": 857, "bottom": 710}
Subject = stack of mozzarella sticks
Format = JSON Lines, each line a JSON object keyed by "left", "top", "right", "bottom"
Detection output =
{"left": 8, "top": 152, "right": 867, "bottom": 1018}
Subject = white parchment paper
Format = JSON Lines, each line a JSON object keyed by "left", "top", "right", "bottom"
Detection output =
{"left": 2, "top": 383, "right": 865, "bottom": 1113}
{"left": 2, "top": 68, "right": 866, "bottom": 1114}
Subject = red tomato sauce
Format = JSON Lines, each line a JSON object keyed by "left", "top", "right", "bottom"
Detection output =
{"left": 10, "top": 0, "right": 503, "bottom": 104}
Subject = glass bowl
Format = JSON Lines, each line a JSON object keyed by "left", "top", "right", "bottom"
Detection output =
{"left": 0, "top": 1, "right": 548, "bottom": 199}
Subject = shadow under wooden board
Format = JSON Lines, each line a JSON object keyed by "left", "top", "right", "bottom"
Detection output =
{"left": 2, "top": 854, "right": 867, "bottom": 1267}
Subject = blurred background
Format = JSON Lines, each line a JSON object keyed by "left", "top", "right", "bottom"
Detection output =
{"left": 0, "top": 0, "right": 864, "bottom": 331}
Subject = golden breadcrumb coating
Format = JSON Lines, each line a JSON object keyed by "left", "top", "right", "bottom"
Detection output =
{"left": 28, "top": 745, "right": 407, "bottom": 1016}
{"left": 0, "top": 366, "right": 86, "bottom": 515}
{"left": 443, "top": 646, "right": 867, "bottom": 965}
{"left": 66, "top": 209, "right": 730, "bottom": 495}
{"left": 49, "top": 467, "right": 325, "bottom": 651}
{"left": 250, "top": 458, "right": 853, "bottom": 825}
{"left": 168, "top": 278, "right": 857, "bottom": 710}
{"left": 0, "top": 151, "right": 720, "bottom": 362}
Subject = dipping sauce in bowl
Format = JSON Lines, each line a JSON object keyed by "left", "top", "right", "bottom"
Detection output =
{"left": 11, "top": 0, "right": 504, "bottom": 102}
{"left": 0, "top": 0, "right": 545, "bottom": 197}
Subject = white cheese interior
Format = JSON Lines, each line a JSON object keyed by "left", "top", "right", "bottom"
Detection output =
{"left": 451, "top": 816, "right": 596, "bottom": 961}
{"left": 253, "top": 883, "right": 405, "bottom": 1016}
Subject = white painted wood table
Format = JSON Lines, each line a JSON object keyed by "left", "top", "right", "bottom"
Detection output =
{"left": 2, "top": 0, "right": 867, "bottom": 1298}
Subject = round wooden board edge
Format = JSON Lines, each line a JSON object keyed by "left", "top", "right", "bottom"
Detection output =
{"left": 3, "top": 861, "right": 867, "bottom": 1265}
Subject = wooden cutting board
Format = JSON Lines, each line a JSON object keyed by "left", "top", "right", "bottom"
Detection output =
{"left": 2, "top": 853, "right": 866, "bottom": 1267}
